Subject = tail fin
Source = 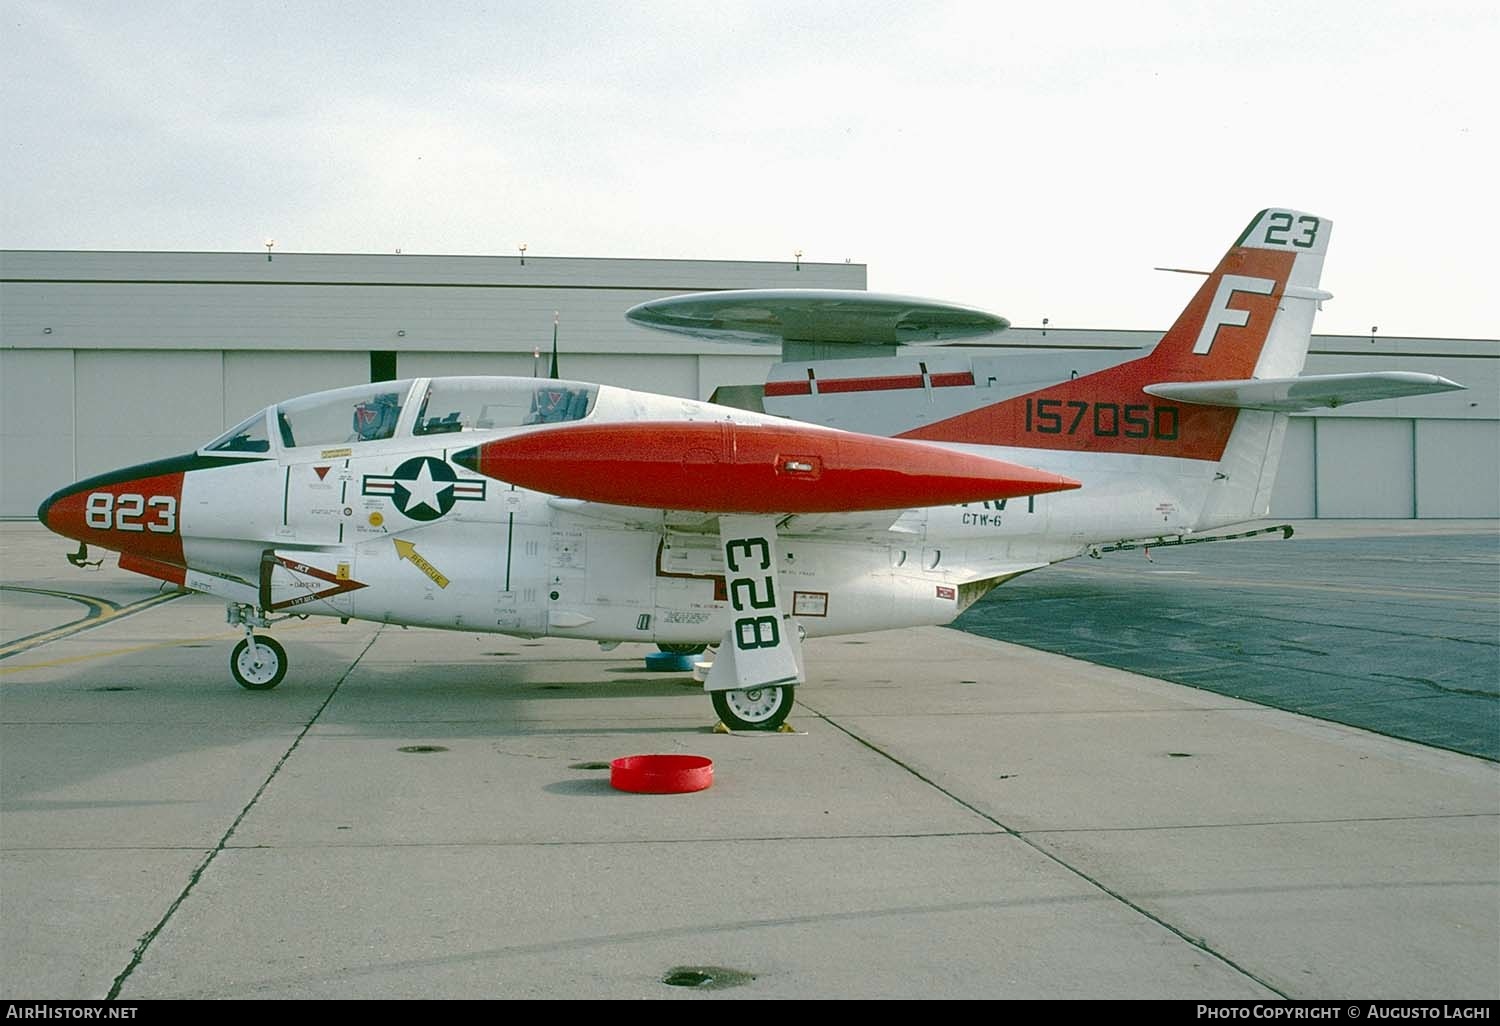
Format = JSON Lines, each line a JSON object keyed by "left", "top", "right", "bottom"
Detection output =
{"left": 900, "top": 208, "right": 1331, "bottom": 463}
{"left": 1145, "top": 208, "right": 1331, "bottom": 383}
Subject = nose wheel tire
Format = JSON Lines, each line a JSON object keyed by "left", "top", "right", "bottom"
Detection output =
{"left": 657, "top": 643, "right": 708, "bottom": 656}
{"left": 231, "top": 636, "right": 287, "bottom": 691}
{"left": 711, "top": 685, "right": 795, "bottom": 731}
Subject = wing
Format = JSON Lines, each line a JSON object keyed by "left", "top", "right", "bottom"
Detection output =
{"left": 453, "top": 419, "right": 1075, "bottom": 694}
{"left": 547, "top": 498, "right": 919, "bottom": 537}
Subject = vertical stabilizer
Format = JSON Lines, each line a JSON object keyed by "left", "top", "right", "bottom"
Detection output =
{"left": 1188, "top": 211, "right": 1332, "bottom": 527}
{"left": 1149, "top": 208, "right": 1331, "bottom": 383}
{"left": 900, "top": 209, "right": 1331, "bottom": 468}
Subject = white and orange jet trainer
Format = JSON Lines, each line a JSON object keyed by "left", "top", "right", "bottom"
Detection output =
{"left": 37, "top": 209, "right": 1462, "bottom": 729}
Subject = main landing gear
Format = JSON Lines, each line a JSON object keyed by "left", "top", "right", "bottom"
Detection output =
{"left": 226, "top": 604, "right": 288, "bottom": 691}
{"left": 711, "top": 685, "right": 796, "bottom": 732}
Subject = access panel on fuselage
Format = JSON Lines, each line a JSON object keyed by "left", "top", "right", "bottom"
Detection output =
{"left": 545, "top": 524, "right": 662, "bottom": 642}
{"left": 345, "top": 518, "right": 549, "bottom": 634}
{"left": 652, "top": 532, "right": 728, "bottom": 646}
{"left": 282, "top": 455, "right": 356, "bottom": 546}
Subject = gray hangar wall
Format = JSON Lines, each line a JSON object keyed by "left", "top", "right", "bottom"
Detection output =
{"left": 1, "top": 250, "right": 1496, "bottom": 521}
{"left": 0, "top": 250, "right": 862, "bottom": 518}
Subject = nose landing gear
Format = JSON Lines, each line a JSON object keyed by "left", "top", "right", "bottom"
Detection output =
{"left": 230, "top": 635, "right": 287, "bottom": 690}
{"left": 227, "top": 603, "right": 288, "bottom": 691}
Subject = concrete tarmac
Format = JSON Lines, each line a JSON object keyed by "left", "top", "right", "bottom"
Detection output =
{"left": 956, "top": 520, "right": 1500, "bottom": 759}
{"left": 1, "top": 521, "right": 1496, "bottom": 1000}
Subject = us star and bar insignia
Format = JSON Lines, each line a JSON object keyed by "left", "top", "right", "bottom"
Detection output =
{"left": 362, "top": 456, "right": 487, "bottom": 522}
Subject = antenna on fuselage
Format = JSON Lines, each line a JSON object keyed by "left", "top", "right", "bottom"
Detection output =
{"left": 66, "top": 542, "right": 101, "bottom": 569}
{"left": 550, "top": 311, "right": 560, "bottom": 379}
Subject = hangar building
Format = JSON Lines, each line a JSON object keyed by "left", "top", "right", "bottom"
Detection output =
{"left": 1, "top": 250, "right": 1495, "bottom": 521}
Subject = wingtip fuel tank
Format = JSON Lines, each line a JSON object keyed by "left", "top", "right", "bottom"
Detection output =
{"left": 452, "top": 420, "right": 1080, "bottom": 514}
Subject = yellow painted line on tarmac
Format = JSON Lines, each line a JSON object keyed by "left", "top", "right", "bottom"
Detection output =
{"left": 0, "top": 631, "right": 239, "bottom": 674}
{"left": 2, "top": 583, "right": 119, "bottom": 615}
{"left": 0, "top": 587, "right": 186, "bottom": 660}
{"left": 0, "top": 618, "right": 328, "bottom": 676}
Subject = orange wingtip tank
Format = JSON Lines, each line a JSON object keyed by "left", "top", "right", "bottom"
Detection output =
{"left": 453, "top": 421, "right": 1079, "bottom": 513}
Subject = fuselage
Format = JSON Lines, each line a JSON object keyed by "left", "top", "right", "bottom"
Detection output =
{"left": 38, "top": 374, "right": 1227, "bottom": 645}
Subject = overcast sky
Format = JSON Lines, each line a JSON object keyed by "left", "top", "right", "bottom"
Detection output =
{"left": 2, "top": 0, "right": 1494, "bottom": 338}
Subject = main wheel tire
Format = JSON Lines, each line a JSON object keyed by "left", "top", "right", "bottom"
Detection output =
{"left": 230, "top": 636, "right": 287, "bottom": 691}
{"left": 711, "top": 685, "right": 795, "bottom": 731}
{"left": 657, "top": 643, "right": 708, "bottom": 656}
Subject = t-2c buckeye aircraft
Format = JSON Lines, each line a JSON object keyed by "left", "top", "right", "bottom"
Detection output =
{"left": 36, "top": 209, "right": 1464, "bottom": 729}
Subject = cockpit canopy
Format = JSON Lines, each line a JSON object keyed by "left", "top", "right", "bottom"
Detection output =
{"left": 413, "top": 377, "right": 597, "bottom": 434}
{"left": 203, "top": 377, "right": 599, "bottom": 455}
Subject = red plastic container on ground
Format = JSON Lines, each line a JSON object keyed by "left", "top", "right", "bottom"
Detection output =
{"left": 610, "top": 754, "right": 713, "bottom": 794}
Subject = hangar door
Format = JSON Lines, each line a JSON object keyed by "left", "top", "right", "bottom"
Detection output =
{"left": 1315, "top": 418, "right": 1414, "bottom": 518}
{"left": 1416, "top": 420, "right": 1500, "bottom": 517}
{"left": 0, "top": 350, "right": 75, "bottom": 518}
{"left": 1269, "top": 418, "right": 1316, "bottom": 518}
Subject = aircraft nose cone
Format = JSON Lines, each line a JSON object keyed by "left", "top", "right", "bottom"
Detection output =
{"left": 36, "top": 484, "right": 72, "bottom": 535}
{"left": 32, "top": 456, "right": 190, "bottom": 564}
{"left": 37, "top": 480, "right": 90, "bottom": 541}
{"left": 37, "top": 492, "right": 55, "bottom": 529}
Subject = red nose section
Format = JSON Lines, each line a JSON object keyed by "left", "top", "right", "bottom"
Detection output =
{"left": 453, "top": 421, "right": 1079, "bottom": 513}
{"left": 38, "top": 460, "right": 187, "bottom": 565}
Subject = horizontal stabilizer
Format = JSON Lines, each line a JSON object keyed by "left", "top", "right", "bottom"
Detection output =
{"left": 626, "top": 289, "right": 1008, "bottom": 345}
{"left": 1143, "top": 372, "right": 1464, "bottom": 411}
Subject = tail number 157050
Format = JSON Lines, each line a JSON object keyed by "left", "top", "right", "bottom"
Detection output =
{"left": 1025, "top": 398, "right": 1179, "bottom": 440}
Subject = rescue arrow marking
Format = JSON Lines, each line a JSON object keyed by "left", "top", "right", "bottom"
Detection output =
{"left": 393, "top": 538, "right": 449, "bottom": 589}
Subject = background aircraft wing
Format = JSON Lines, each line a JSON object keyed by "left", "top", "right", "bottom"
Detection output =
{"left": 626, "top": 289, "right": 1008, "bottom": 345}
